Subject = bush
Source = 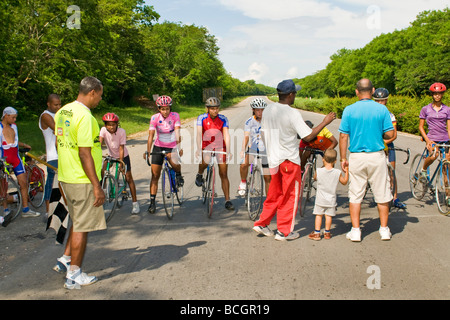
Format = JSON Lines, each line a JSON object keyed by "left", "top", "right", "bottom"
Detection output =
{"left": 269, "top": 94, "right": 443, "bottom": 136}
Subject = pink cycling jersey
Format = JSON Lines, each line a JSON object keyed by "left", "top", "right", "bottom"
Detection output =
{"left": 149, "top": 112, "right": 181, "bottom": 148}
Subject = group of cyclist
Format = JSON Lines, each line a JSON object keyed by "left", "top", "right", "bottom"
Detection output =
{"left": 0, "top": 81, "right": 447, "bottom": 227}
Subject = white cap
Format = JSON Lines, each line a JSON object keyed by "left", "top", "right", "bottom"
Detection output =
{"left": 2, "top": 106, "right": 18, "bottom": 120}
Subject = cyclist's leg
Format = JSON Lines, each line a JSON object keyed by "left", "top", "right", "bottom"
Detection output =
{"left": 150, "top": 164, "right": 162, "bottom": 195}
{"left": 422, "top": 145, "right": 438, "bottom": 172}
{"left": 218, "top": 163, "right": 231, "bottom": 201}
{"left": 124, "top": 156, "right": 137, "bottom": 202}
{"left": 15, "top": 169, "right": 29, "bottom": 208}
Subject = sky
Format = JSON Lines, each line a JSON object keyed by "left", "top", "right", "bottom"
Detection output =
{"left": 145, "top": 0, "right": 449, "bottom": 88}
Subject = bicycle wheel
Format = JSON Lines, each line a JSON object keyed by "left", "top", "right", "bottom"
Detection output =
{"left": 300, "top": 163, "right": 314, "bottom": 217}
{"left": 102, "top": 173, "right": 118, "bottom": 223}
{"left": 175, "top": 175, "right": 183, "bottom": 205}
{"left": 435, "top": 161, "right": 450, "bottom": 216}
{"left": 116, "top": 169, "right": 128, "bottom": 208}
{"left": 1, "top": 176, "right": 23, "bottom": 221}
{"left": 202, "top": 167, "right": 210, "bottom": 204}
{"left": 409, "top": 154, "right": 427, "bottom": 200}
{"left": 28, "top": 165, "right": 45, "bottom": 208}
{"left": 161, "top": 167, "right": 174, "bottom": 220}
{"left": 247, "top": 166, "right": 264, "bottom": 221}
{"left": 205, "top": 165, "right": 215, "bottom": 218}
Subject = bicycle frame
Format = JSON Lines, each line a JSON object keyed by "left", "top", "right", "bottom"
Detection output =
{"left": 147, "top": 149, "right": 183, "bottom": 219}
{"left": 246, "top": 151, "right": 267, "bottom": 220}
{"left": 202, "top": 150, "right": 227, "bottom": 217}
{"left": 417, "top": 146, "right": 446, "bottom": 188}
{"left": 298, "top": 147, "right": 321, "bottom": 217}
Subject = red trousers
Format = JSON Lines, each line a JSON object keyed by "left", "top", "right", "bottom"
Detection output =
{"left": 254, "top": 160, "right": 301, "bottom": 236}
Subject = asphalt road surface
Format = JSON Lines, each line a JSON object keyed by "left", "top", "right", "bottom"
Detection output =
{"left": 0, "top": 97, "right": 449, "bottom": 302}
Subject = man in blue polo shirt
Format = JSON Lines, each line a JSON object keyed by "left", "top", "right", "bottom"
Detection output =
{"left": 339, "top": 78, "right": 394, "bottom": 242}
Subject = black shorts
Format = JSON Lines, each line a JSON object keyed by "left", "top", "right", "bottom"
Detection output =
{"left": 151, "top": 146, "right": 176, "bottom": 166}
{"left": 123, "top": 155, "right": 131, "bottom": 172}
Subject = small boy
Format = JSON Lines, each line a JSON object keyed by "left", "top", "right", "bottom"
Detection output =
{"left": 99, "top": 112, "right": 139, "bottom": 214}
{"left": 308, "top": 148, "right": 348, "bottom": 240}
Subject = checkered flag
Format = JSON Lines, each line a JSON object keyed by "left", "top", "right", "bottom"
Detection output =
{"left": 46, "top": 186, "right": 69, "bottom": 244}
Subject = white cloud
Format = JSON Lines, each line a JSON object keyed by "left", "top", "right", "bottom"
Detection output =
{"left": 219, "top": 0, "right": 349, "bottom": 20}
{"left": 242, "top": 62, "right": 269, "bottom": 83}
{"left": 216, "top": 0, "right": 449, "bottom": 87}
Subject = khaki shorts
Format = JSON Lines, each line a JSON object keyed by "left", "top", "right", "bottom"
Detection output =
{"left": 313, "top": 204, "right": 336, "bottom": 217}
{"left": 60, "top": 182, "right": 107, "bottom": 233}
{"left": 348, "top": 151, "right": 392, "bottom": 204}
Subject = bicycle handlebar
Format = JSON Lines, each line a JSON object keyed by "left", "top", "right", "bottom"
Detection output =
{"left": 388, "top": 147, "right": 411, "bottom": 165}
{"left": 144, "top": 149, "right": 182, "bottom": 166}
{"left": 246, "top": 152, "right": 267, "bottom": 158}
{"left": 202, "top": 150, "right": 227, "bottom": 155}
{"left": 102, "top": 155, "right": 127, "bottom": 172}
{"left": 429, "top": 143, "right": 450, "bottom": 158}
{"left": 299, "top": 147, "right": 324, "bottom": 154}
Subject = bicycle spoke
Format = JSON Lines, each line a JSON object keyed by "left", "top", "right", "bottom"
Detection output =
{"left": 409, "top": 154, "right": 427, "bottom": 200}
{"left": 29, "top": 166, "right": 45, "bottom": 208}
{"left": 102, "top": 174, "right": 118, "bottom": 223}
{"left": 247, "top": 167, "right": 263, "bottom": 221}
{"left": 435, "top": 162, "right": 450, "bottom": 215}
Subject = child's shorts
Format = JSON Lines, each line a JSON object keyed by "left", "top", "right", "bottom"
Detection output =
{"left": 313, "top": 204, "right": 336, "bottom": 217}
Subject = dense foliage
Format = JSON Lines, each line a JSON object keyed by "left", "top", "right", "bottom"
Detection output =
{"left": 295, "top": 9, "right": 449, "bottom": 98}
{"left": 0, "top": 0, "right": 274, "bottom": 116}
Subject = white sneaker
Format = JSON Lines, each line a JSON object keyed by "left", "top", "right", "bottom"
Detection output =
{"left": 346, "top": 228, "right": 361, "bottom": 242}
{"left": 64, "top": 269, "right": 98, "bottom": 290}
{"left": 379, "top": 226, "right": 392, "bottom": 241}
{"left": 238, "top": 181, "right": 246, "bottom": 196}
{"left": 22, "top": 209, "right": 40, "bottom": 217}
{"left": 274, "top": 230, "right": 300, "bottom": 241}
{"left": 253, "top": 225, "right": 273, "bottom": 237}
{"left": 131, "top": 202, "right": 140, "bottom": 214}
{"left": 53, "top": 256, "right": 71, "bottom": 273}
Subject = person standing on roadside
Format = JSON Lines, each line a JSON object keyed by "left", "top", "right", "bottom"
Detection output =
{"left": 53, "top": 76, "right": 106, "bottom": 289}
{"left": 39, "top": 94, "right": 62, "bottom": 219}
{"left": 339, "top": 79, "right": 394, "bottom": 242}
{"left": 252, "top": 79, "right": 336, "bottom": 241}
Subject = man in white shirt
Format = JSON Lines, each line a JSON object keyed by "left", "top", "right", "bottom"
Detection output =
{"left": 253, "top": 79, "right": 336, "bottom": 241}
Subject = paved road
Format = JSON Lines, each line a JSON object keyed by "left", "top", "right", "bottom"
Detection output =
{"left": 0, "top": 97, "right": 449, "bottom": 302}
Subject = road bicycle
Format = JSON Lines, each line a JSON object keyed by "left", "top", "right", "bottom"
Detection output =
{"left": 298, "top": 147, "right": 322, "bottom": 217}
{"left": 102, "top": 155, "right": 129, "bottom": 223}
{"left": 201, "top": 150, "right": 227, "bottom": 218}
{"left": 147, "top": 150, "right": 183, "bottom": 220}
{"left": 20, "top": 148, "right": 45, "bottom": 209}
{"left": 244, "top": 151, "right": 267, "bottom": 221}
{"left": 409, "top": 143, "right": 450, "bottom": 215}
{"left": 0, "top": 158, "right": 23, "bottom": 222}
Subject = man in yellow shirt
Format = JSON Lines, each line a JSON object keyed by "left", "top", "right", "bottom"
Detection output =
{"left": 54, "top": 76, "right": 106, "bottom": 290}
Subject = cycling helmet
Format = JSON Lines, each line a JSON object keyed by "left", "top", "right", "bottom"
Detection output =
{"left": 205, "top": 97, "right": 221, "bottom": 107}
{"left": 156, "top": 95, "right": 173, "bottom": 107}
{"left": 102, "top": 112, "right": 119, "bottom": 122}
{"left": 429, "top": 82, "right": 447, "bottom": 93}
{"left": 250, "top": 98, "right": 267, "bottom": 109}
{"left": 373, "top": 88, "right": 389, "bottom": 100}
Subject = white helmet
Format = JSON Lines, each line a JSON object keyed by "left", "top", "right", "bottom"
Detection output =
{"left": 250, "top": 98, "right": 267, "bottom": 109}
